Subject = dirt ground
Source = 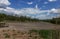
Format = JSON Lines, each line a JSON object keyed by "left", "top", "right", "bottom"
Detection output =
{"left": 4, "top": 22, "right": 60, "bottom": 31}
{"left": 0, "top": 22, "right": 60, "bottom": 39}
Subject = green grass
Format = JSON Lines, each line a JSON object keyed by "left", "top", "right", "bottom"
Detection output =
{"left": 39, "top": 30, "right": 51, "bottom": 39}
{"left": 29, "top": 30, "right": 60, "bottom": 39}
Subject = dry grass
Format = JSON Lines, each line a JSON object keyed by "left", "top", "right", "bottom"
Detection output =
{"left": 0, "top": 29, "right": 43, "bottom": 39}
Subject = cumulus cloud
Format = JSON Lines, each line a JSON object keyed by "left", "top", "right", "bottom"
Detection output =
{"left": 48, "top": 0, "right": 57, "bottom": 2}
{"left": 0, "top": 6, "right": 60, "bottom": 19}
{"left": 0, "top": 7, "right": 50, "bottom": 17}
{"left": 0, "top": 0, "right": 11, "bottom": 8}
{"left": 50, "top": 8, "right": 60, "bottom": 13}
{"left": 27, "top": 2, "right": 33, "bottom": 5}
{"left": 0, "top": 0, "right": 60, "bottom": 19}
{"left": 56, "top": 9, "right": 60, "bottom": 13}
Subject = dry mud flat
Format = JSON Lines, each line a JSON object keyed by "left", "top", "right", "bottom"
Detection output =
{"left": 6, "top": 22, "right": 60, "bottom": 31}
{"left": 0, "top": 29, "right": 43, "bottom": 39}
{"left": 0, "top": 22, "right": 60, "bottom": 39}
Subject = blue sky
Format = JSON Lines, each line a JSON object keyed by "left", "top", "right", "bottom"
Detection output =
{"left": 9, "top": 0, "right": 60, "bottom": 10}
{"left": 0, "top": 0, "right": 60, "bottom": 19}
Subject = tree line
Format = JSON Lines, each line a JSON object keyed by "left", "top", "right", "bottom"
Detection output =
{"left": 0, "top": 13, "right": 40, "bottom": 22}
{"left": 42, "top": 18, "right": 60, "bottom": 24}
{"left": 0, "top": 13, "right": 60, "bottom": 24}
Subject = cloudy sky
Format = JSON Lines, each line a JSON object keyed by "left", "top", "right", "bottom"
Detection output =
{"left": 0, "top": 0, "right": 60, "bottom": 19}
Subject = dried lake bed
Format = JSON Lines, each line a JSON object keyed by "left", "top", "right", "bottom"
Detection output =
{"left": 0, "top": 22, "right": 60, "bottom": 39}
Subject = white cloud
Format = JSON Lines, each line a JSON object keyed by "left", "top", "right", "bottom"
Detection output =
{"left": 48, "top": 0, "right": 57, "bottom": 2}
{"left": 35, "top": 15, "right": 50, "bottom": 19}
{"left": 27, "top": 2, "right": 33, "bottom": 5}
{"left": 0, "top": 7, "right": 60, "bottom": 19}
{"left": 0, "top": 0, "right": 11, "bottom": 8}
{"left": 0, "top": 0, "right": 59, "bottom": 19}
{"left": 0, "top": 0, "right": 57, "bottom": 19}
{"left": 56, "top": 9, "right": 60, "bottom": 13}
{"left": 20, "top": 8, "right": 40, "bottom": 14}
{"left": 4, "top": 7, "right": 15, "bottom": 13}
{"left": 50, "top": 8, "right": 60, "bottom": 13}
{"left": 0, "top": 7, "right": 50, "bottom": 17}
{"left": 35, "top": 4, "right": 38, "bottom": 9}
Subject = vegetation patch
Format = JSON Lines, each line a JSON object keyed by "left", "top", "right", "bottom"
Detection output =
{"left": 4, "top": 33, "right": 10, "bottom": 38}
